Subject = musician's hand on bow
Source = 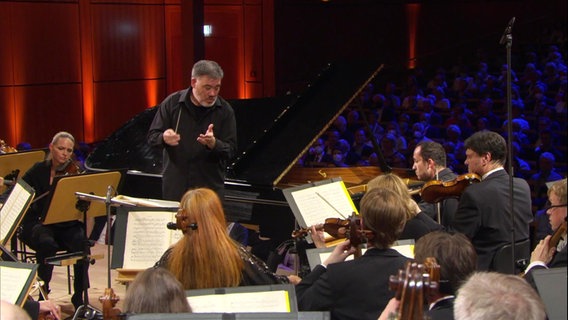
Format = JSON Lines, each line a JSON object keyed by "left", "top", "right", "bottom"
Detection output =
{"left": 287, "top": 275, "right": 302, "bottom": 285}
{"left": 197, "top": 124, "right": 216, "bottom": 149}
{"left": 311, "top": 225, "right": 326, "bottom": 249}
{"left": 377, "top": 298, "right": 400, "bottom": 320}
{"left": 322, "top": 239, "right": 356, "bottom": 267}
{"left": 530, "top": 235, "right": 556, "bottom": 265}
{"left": 39, "top": 300, "right": 62, "bottom": 320}
{"left": 163, "top": 129, "right": 181, "bottom": 146}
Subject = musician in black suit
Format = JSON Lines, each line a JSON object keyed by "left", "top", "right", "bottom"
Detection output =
{"left": 411, "top": 140, "right": 458, "bottom": 227}
{"left": 296, "top": 187, "right": 410, "bottom": 320}
{"left": 378, "top": 231, "right": 477, "bottom": 320}
{"left": 524, "top": 178, "right": 567, "bottom": 289}
{"left": 450, "top": 131, "right": 533, "bottom": 271}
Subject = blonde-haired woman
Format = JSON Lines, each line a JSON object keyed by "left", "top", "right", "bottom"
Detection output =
{"left": 367, "top": 173, "right": 443, "bottom": 241}
{"left": 155, "top": 188, "right": 292, "bottom": 289}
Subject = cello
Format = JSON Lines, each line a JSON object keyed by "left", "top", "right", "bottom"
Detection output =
{"left": 384, "top": 258, "right": 441, "bottom": 320}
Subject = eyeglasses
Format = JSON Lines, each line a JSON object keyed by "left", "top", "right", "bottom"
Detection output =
{"left": 544, "top": 204, "right": 567, "bottom": 211}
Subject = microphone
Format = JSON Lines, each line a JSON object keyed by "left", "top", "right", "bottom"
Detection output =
{"left": 167, "top": 222, "right": 178, "bottom": 230}
{"left": 499, "top": 17, "right": 516, "bottom": 45}
{"left": 105, "top": 185, "right": 113, "bottom": 205}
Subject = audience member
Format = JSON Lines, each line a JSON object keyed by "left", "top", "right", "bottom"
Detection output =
{"left": 302, "top": 138, "right": 332, "bottom": 167}
{"left": 450, "top": 131, "right": 533, "bottom": 271}
{"left": 453, "top": 272, "right": 546, "bottom": 320}
{"left": 380, "top": 133, "right": 407, "bottom": 169}
{"left": 367, "top": 173, "right": 442, "bottom": 241}
{"left": 296, "top": 187, "right": 410, "bottom": 320}
{"left": 155, "top": 188, "right": 291, "bottom": 289}
{"left": 124, "top": 267, "right": 192, "bottom": 314}
{"left": 412, "top": 141, "right": 459, "bottom": 227}
{"left": 528, "top": 152, "right": 563, "bottom": 210}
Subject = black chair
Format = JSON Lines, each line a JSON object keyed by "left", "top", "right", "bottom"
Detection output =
{"left": 491, "top": 238, "right": 531, "bottom": 274}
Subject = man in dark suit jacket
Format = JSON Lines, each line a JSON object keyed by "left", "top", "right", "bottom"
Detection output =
{"left": 450, "top": 131, "right": 533, "bottom": 271}
{"left": 296, "top": 187, "right": 410, "bottom": 320}
{"left": 524, "top": 178, "right": 567, "bottom": 289}
{"left": 412, "top": 140, "right": 459, "bottom": 227}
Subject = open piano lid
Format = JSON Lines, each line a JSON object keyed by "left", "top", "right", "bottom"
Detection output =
{"left": 85, "top": 60, "right": 387, "bottom": 189}
{"left": 226, "top": 60, "right": 384, "bottom": 187}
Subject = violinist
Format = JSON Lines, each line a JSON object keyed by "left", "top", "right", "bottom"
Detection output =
{"left": 296, "top": 187, "right": 410, "bottom": 320}
{"left": 18, "top": 131, "right": 88, "bottom": 310}
{"left": 524, "top": 178, "right": 566, "bottom": 290}
{"left": 450, "top": 131, "right": 533, "bottom": 271}
{"left": 368, "top": 173, "right": 443, "bottom": 242}
{"left": 412, "top": 141, "right": 459, "bottom": 228}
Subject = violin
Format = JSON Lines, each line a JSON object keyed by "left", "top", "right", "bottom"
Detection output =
{"left": 420, "top": 173, "right": 481, "bottom": 204}
{"left": 387, "top": 258, "right": 440, "bottom": 320}
{"left": 291, "top": 214, "right": 374, "bottom": 252}
{"left": 55, "top": 159, "right": 82, "bottom": 176}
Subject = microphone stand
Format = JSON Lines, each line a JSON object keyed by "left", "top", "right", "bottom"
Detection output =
{"left": 501, "top": 17, "right": 517, "bottom": 273}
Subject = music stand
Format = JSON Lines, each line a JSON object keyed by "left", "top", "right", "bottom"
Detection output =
{"left": 40, "top": 171, "right": 121, "bottom": 318}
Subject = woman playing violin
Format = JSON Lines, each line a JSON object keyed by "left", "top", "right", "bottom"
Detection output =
{"left": 367, "top": 173, "right": 443, "bottom": 242}
{"left": 296, "top": 187, "right": 411, "bottom": 320}
{"left": 17, "top": 131, "right": 88, "bottom": 310}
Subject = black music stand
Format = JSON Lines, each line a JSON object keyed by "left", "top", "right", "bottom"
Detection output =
{"left": 41, "top": 171, "right": 121, "bottom": 319}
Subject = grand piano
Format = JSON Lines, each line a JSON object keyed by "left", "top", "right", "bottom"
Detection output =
{"left": 85, "top": 60, "right": 416, "bottom": 245}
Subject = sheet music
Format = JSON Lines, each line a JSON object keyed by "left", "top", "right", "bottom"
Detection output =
{"left": 290, "top": 181, "right": 357, "bottom": 227}
{"left": 1, "top": 182, "right": 32, "bottom": 243}
{"left": 0, "top": 265, "right": 33, "bottom": 304}
{"left": 123, "top": 210, "right": 182, "bottom": 269}
{"left": 187, "top": 290, "right": 291, "bottom": 313}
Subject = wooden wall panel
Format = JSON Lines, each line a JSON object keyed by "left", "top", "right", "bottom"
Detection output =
{"left": 93, "top": 79, "right": 165, "bottom": 140}
{"left": 91, "top": 4, "right": 166, "bottom": 81}
{"left": 244, "top": 4, "right": 262, "bottom": 84}
{"left": 0, "top": 88, "right": 16, "bottom": 143}
{"left": 11, "top": 2, "right": 81, "bottom": 85}
{"left": 205, "top": 5, "right": 244, "bottom": 99}
{"left": 15, "top": 84, "right": 83, "bottom": 147}
{"left": 0, "top": 3, "right": 14, "bottom": 87}
{"left": 165, "top": 5, "right": 185, "bottom": 93}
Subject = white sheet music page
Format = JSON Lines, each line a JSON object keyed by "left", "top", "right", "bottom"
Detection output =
{"left": 0, "top": 182, "right": 32, "bottom": 243}
{"left": 187, "top": 290, "right": 291, "bottom": 313}
{"left": 122, "top": 210, "right": 182, "bottom": 269}
{"left": 290, "top": 180, "right": 358, "bottom": 227}
{"left": 0, "top": 265, "right": 33, "bottom": 304}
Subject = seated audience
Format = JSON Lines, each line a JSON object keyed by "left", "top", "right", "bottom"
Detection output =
{"left": 124, "top": 267, "right": 192, "bottom": 314}
{"left": 367, "top": 173, "right": 443, "bottom": 241}
{"left": 155, "top": 188, "right": 292, "bottom": 289}
{"left": 453, "top": 272, "right": 546, "bottom": 320}
{"left": 296, "top": 187, "right": 410, "bottom": 320}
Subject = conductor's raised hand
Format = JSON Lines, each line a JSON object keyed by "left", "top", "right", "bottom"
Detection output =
{"left": 163, "top": 129, "right": 181, "bottom": 146}
{"left": 197, "top": 123, "right": 216, "bottom": 149}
